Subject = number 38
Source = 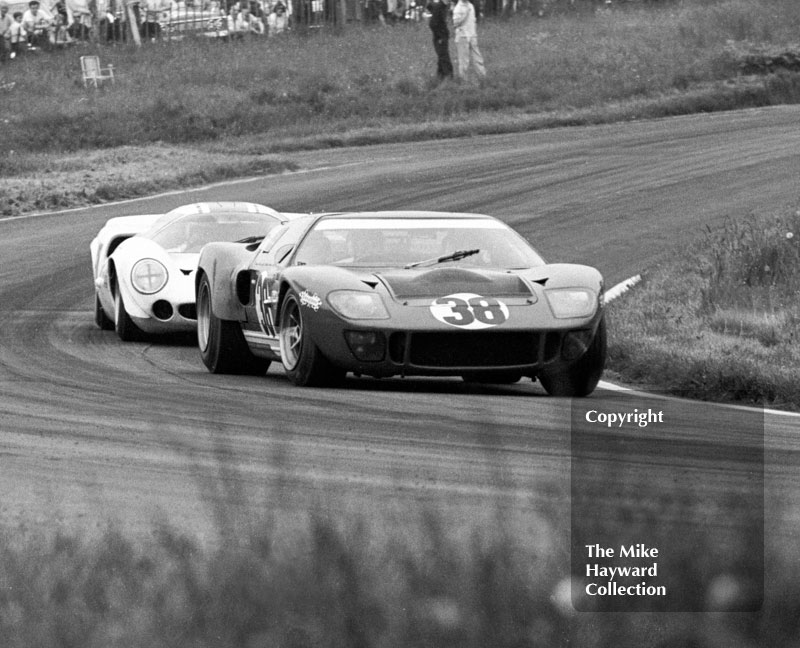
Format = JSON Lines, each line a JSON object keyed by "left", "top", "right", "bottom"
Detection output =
{"left": 430, "top": 293, "right": 509, "bottom": 330}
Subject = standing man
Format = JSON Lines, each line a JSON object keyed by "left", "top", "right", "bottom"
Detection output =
{"left": 452, "top": 0, "right": 485, "bottom": 82}
{"left": 427, "top": 0, "right": 452, "bottom": 81}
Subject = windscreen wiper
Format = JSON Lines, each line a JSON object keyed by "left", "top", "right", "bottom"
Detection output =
{"left": 404, "top": 249, "right": 480, "bottom": 269}
{"left": 236, "top": 235, "right": 266, "bottom": 244}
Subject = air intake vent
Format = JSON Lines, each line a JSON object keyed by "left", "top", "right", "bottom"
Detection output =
{"left": 408, "top": 331, "right": 539, "bottom": 367}
{"left": 379, "top": 269, "right": 532, "bottom": 299}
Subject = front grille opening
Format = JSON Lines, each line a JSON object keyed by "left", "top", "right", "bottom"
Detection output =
{"left": 388, "top": 332, "right": 408, "bottom": 363}
{"left": 408, "top": 331, "right": 539, "bottom": 368}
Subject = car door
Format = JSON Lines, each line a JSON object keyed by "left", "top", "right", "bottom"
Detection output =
{"left": 246, "top": 217, "right": 314, "bottom": 339}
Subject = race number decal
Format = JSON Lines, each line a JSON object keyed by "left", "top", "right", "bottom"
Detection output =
{"left": 430, "top": 293, "right": 509, "bottom": 330}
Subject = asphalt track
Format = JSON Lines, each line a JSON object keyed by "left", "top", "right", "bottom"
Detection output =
{"left": 1, "top": 106, "right": 799, "bottom": 551}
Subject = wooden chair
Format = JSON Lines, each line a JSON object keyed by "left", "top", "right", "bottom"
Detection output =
{"left": 81, "top": 56, "right": 115, "bottom": 88}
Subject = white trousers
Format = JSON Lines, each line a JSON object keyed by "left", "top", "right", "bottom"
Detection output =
{"left": 455, "top": 37, "right": 486, "bottom": 80}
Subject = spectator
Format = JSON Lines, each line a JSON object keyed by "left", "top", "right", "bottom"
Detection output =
{"left": 66, "top": 0, "right": 94, "bottom": 40}
{"left": 234, "top": 3, "right": 262, "bottom": 33}
{"left": 0, "top": 2, "right": 12, "bottom": 62}
{"left": 9, "top": 11, "right": 26, "bottom": 57}
{"left": 226, "top": 1, "right": 239, "bottom": 34}
{"left": 248, "top": 0, "right": 262, "bottom": 18}
{"left": 52, "top": 11, "right": 73, "bottom": 45}
{"left": 51, "top": 0, "right": 68, "bottom": 27}
{"left": 427, "top": 0, "right": 452, "bottom": 80}
{"left": 22, "top": 0, "right": 54, "bottom": 48}
{"left": 140, "top": 0, "right": 169, "bottom": 40}
{"left": 266, "top": 0, "right": 286, "bottom": 34}
{"left": 97, "top": 0, "right": 126, "bottom": 42}
{"left": 452, "top": 0, "right": 485, "bottom": 81}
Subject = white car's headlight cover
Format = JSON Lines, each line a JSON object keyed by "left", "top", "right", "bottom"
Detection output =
{"left": 545, "top": 288, "right": 597, "bottom": 319}
{"left": 328, "top": 291, "right": 389, "bottom": 320}
{"left": 131, "top": 259, "right": 168, "bottom": 295}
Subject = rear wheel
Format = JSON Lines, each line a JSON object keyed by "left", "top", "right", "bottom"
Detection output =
{"left": 197, "top": 272, "right": 270, "bottom": 375}
{"left": 95, "top": 294, "right": 114, "bottom": 330}
{"left": 539, "top": 318, "right": 606, "bottom": 397}
{"left": 279, "top": 289, "right": 344, "bottom": 387}
{"left": 114, "top": 279, "right": 143, "bottom": 342}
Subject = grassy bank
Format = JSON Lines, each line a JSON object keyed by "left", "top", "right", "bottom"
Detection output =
{"left": 2, "top": 0, "right": 800, "bottom": 215}
{"left": 0, "top": 145, "right": 297, "bottom": 215}
{"left": 4, "top": 0, "right": 800, "bottom": 152}
{"left": 607, "top": 206, "right": 800, "bottom": 410}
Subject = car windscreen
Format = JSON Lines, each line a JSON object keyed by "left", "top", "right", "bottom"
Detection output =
{"left": 293, "top": 218, "right": 546, "bottom": 269}
{"left": 148, "top": 212, "right": 281, "bottom": 254}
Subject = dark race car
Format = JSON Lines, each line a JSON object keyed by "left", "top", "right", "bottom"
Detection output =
{"left": 196, "top": 211, "right": 606, "bottom": 396}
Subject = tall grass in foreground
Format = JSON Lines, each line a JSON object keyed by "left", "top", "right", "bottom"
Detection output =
{"left": 0, "top": 488, "right": 791, "bottom": 648}
{"left": 1, "top": 0, "right": 800, "bottom": 153}
{"left": 607, "top": 206, "right": 800, "bottom": 409}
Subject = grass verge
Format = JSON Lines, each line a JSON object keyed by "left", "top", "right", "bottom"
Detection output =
{"left": 606, "top": 205, "right": 800, "bottom": 410}
{"left": 0, "top": 145, "right": 297, "bottom": 216}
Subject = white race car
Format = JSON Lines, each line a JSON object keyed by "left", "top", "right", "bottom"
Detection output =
{"left": 91, "top": 202, "right": 290, "bottom": 341}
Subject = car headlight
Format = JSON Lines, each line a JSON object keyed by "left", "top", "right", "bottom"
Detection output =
{"left": 545, "top": 288, "right": 597, "bottom": 319}
{"left": 328, "top": 291, "right": 389, "bottom": 320}
{"left": 131, "top": 259, "right": 168, "bottom": 295}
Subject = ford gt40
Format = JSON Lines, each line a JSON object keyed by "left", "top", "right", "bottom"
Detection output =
{"left": 195, "top": 211, "right": 606, "bottom": 396}
{"left": 91, "top": 202, "right": 290, "bottom": 341}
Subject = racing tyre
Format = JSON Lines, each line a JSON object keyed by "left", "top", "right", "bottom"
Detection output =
{"left": 197, "top": 273, "right": 270, "bottom": 375}
{"left": 462, "top": 371, "right": 523, "bottom": 384}
{"left": 538, "top": 318, "right": 606, "bottom": 398}
{"left": 95, "top": 294, "right": 114, "bottom": 331}
{"left": 279, "top": 289, "right": 344, "bottom": 387}
{"left": 114, "top": 279, "right": 143, "bottom": 342}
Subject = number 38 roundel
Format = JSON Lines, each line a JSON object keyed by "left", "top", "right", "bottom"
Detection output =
{"left": 429, "top": 293, "right": 510, "bottom": 330}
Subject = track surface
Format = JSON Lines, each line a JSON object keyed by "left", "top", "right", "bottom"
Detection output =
{"left": 1, "top": 106, "right": 799, "bottom": 543}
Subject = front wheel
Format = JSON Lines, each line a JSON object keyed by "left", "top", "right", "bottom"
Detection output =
{"left": 95, "top": 294, "right": 114, "bottom": 330}
{"left": 539, "top": 318, "right": 607, "bottom": 397}
{"left": 279, "top": 289, "right": 344, "bottom": 387}
{"left": 114, "top": 279, "right": 143, "bottom": 342}
{"left": 197, "top": 272, "right": 270, "bottom": 375}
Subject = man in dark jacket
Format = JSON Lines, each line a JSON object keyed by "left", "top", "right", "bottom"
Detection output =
{"left": 427, "top": 0, "right": 453, "bottom": 80}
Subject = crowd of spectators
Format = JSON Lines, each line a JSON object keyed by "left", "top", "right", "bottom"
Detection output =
{"left": 0, "top": 0, "right": 294, "bottom": 60}
{"left": 225, "top": 0, "right": 288, "bottom": 37}
{"left": 0, "top": 0, "right": 471, "bottom": 64}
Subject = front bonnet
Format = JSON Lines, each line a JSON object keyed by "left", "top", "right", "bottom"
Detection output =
{"left": 376, "top": 267, "right": 534, "bottom": 299}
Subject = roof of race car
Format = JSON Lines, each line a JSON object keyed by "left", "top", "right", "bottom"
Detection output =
{"left": 167, "top": 202, "right": 279, "bottom": 217}
{"left": 144, "top": 202, "right": 285, "bottom": 237}
{"left": 315, "top": 211, "right": 494, "bottom": 221}
{"left": 310, "top": 211, "right": 510, "bottom": 233}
